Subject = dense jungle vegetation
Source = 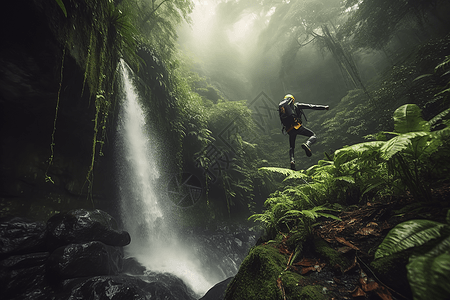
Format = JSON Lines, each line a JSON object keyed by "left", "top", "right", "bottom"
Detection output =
{"left": 37, "top": 0, "right": 450, "bottom": 218}
{"left": 3, "top": 0, "right": 450, "bottom": 298}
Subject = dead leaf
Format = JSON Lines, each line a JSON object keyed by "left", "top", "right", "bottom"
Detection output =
{"left": 352, "top": 287, "right": 366, "bottom": 297}
{"left": 336, "top": 237, "right": 360, "bottom": 250}
{"left": 295, "top": 258, "right": 319, "bottom": 267}
{"left": 337, "top": 246, "right": 353, "bottom": 253}
{"left": 301, "top": 266, "right": 315, "bottom": 275}
{"left": 376, "top": 286, "right": 393, "bottom": 300}
{"left": 347, "top": 218, "right": 358, "bottom": 225}
{"left": 361, "top": 279, "right": 379, "bottom": 292}
{"left": 355, "top": 227, "right": 380, "bottom": 236}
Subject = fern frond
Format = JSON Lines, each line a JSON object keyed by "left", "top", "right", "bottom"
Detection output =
{"left": 259, "top": 167, "right": 296, "bottom": 177}
{"left": 435, "top": 55, "right": 450, "bottom": 73}
{"left": 380, "top": 131, "right": 430, "bottom": 161}
{"left": 407, "top": 253, "right": 450, "bottom": 300}
{"left": 375, "top": 220, "right": 450, "bottom": 259}
{"left": 428, "top": 108, "right": 450, "bottom": 127}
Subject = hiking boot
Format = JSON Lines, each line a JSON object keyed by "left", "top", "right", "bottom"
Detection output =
{"left": 302, "top": 143, "right": 312, "bottom": 157}
{"left": 290, "top": 161, "right": 296, "bottom": 171}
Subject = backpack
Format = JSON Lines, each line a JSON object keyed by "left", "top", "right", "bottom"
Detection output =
{"left": 278, "top": 98, "right": 301, "bottom": 131}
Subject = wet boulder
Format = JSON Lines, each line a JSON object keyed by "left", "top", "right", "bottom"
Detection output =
{"left": 139, "top": 272, "right": 197, "bottom": 300}
{"left": 46, "top": 241, "right": 123, "bottom": 280}
{"left": 0, "top": 253, "right": 49, "bottom": 300}
{"left": 122, "top": 256, "right": 147, "bottom": 275}
{"left": 62, "top": 276, "right": 150, "bottom": 300}
{"left": 0, "top": 216, "right": 46, "bottom": 258}
{"left": 45, "top": 209, "right": 131, "bottom": 250}
{"left": 0, "top": 209, "right": 199, "bottom": 300}
{"left": 61, "top": 274, "right": 197, "bottom": 300}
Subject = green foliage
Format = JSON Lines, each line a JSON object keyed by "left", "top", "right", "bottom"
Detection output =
{"left": 55, "top": 0, "right": 67, "bottom": 17}
{"left": 40, "top": 0, "right": 197, "bottom": 200}
{"left": 393, "top": 104, "right": 430, "bottom": 133}
{"left": 128, "top": 0, "right": 193, "bottom": 61}
{"left": 375, "top": 212, "right": 450, "bottom": 300}
{"left": 407, "top": 253, "right": 450, "bottom": 300}
{"left": 320, "top": 89, "right": 371, "bottom": 149}
{"left": 429, "top": 107, "right": 450, "bottom": 131}
{"left": 339, "top": 0, "right": 439, "bottom": 50}
{"left": 254, "top": 103, "right": 450, "bottom": 242}
{"left": 433, "top": 56, "right": 450, "bottom": 104}
{"left": 259, "top": 167, "right": 308, "bottom": 182}
{"left": 278, "top": 206, "right": 341, "bottom": 234}
{"left": 375, "top": 219, "right": 450, "bottom": 260}
{"left": 198, "top": 100, "right": 261, "bottom": 216}
{"left": 249, "top": 184, "right": 339, "bottom": 238}
{"left": 37, "top": 0, "right": 143, "bottom": 198}
{"left": 381, "top": 104, "right": 450, "bottom": 200}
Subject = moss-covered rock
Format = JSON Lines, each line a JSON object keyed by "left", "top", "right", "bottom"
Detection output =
{"left": 297, "top": 285, "right": 327, "bottom": 300}
{"left": 224, "top": 241, "right": 329, "bottom": 300}
{"left": 224, "top": 244, "right": 287, "bottom": 300}
{"left": 280, "top": 271, "right": 327, "bottom": 300}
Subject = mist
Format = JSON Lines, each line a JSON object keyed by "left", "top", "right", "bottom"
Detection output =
{"left": 178, "top": 0, "right": 351, "bottom": 105}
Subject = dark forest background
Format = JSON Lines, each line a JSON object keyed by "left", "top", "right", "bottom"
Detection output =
{"left": 1, "top": 0, "right": 449, "bottom": 223}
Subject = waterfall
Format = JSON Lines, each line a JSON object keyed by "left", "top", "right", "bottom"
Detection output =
{"left": 115, "top": 61, "right": 218, "bottom": 297}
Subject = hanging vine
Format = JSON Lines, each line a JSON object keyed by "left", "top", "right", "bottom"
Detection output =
{"left": 43, "top": 0, "right": 139, "bottom": 203}
{"left": 45, "top": 47, "right": 66, "bottom": 184}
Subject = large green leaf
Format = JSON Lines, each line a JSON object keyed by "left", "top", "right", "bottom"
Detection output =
{"left": 375, "top": 220, "right": 449, "bottom": 259}
{"left": 380, "top": 131, "right": 430, "bottom": 161}
{"left": 407, "top": 253, "right": 450, "bottom": 300}
{"left": 428, "top": 108, "right": 450, "bottom": 130}
{"left": 393, "top": 104, "right": 430, "bottom": 133}
{"left": 426, "top": 234, "right": 450, "bottom": 258}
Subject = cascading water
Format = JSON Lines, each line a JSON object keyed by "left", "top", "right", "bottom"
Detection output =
{"left": 115, "top": 61, "right": 218, "bottom": 297}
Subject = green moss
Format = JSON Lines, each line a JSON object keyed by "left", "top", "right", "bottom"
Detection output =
{"left": 313, "top": 237, "right": 350, "bottom": 271}
{"left": 280, "top": 271, "right": 303, "bottom": 300}
{"left": 297, "top": 285, "right": 327, "bottom": 300}
{"left": 224, "top": 238, "right": 330, "bottom": 300}
{"left": 224, "top": 244, "right": 287, "bottom": 300}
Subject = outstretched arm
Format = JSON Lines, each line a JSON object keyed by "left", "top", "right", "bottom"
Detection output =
{"left": 296, "top": 103, "right": 329, "bottom": 110}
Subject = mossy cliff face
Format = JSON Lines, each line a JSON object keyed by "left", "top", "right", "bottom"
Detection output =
{"left": 224, "top": 243, "right": 327, "bottom": 300}
{"left": 0, "top": 0, "right": 117, "bottom": 220}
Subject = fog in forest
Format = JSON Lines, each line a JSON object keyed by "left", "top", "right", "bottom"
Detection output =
{"left": 175, "top": 0, "right": 449, "bottom": 172}
{"left": 178, "top": 0, "right": 359, "bottom": 104}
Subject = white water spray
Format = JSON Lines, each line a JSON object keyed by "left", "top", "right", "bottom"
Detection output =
{"left": 116, "top": 61, "right": 217, "bottom": 297}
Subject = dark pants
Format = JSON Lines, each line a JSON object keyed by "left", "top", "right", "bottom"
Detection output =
{"left": 288, "top": 126, "right": 316, "bottom": 162}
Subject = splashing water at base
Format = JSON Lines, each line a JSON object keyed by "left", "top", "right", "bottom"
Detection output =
{"left": 115, "top": 60, "right": 217, "bottom": 296}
